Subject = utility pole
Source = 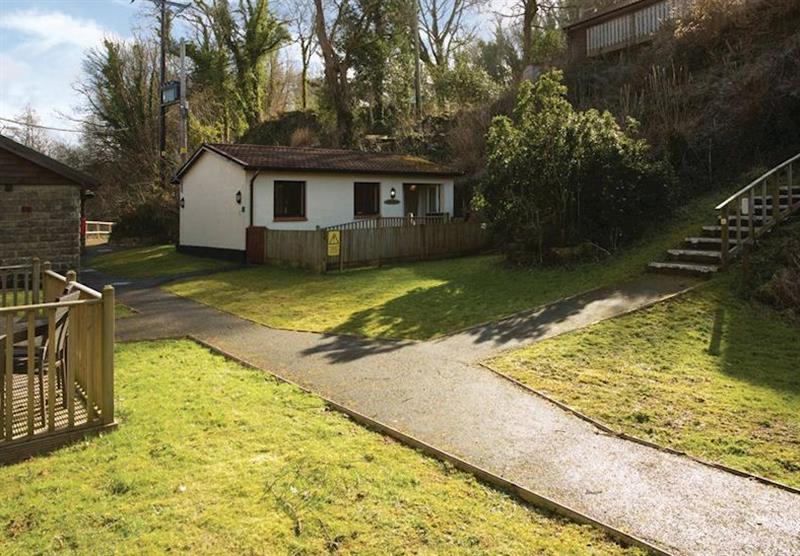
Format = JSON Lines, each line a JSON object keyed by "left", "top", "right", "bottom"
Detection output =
{"left": 412, "top": 0, "right": 422, "bottom": 120}
{"left": 179, "top": 39, "right": 189, "bottom": 164}
{"left": 159, "top": 0, "right": 167, "bottom": 184}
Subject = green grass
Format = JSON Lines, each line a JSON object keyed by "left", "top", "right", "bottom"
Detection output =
{"left": 166, "top": 192, "right": 721, "bottom": 340}
{"left": 90, "top": 245, "right": 233, "bottom": 279}
{"left": 115, "top": 303, "right": 135, "bottom": 319}
{"left": 489, "top": 276, "right": 800, "bottom": 488}
{"left": 0, "top": 341, "right": 638, "bottom": 555}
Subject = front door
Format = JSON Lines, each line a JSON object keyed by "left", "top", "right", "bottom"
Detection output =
{"left": 403, "top": 184, "right": 419, "bottom": 217}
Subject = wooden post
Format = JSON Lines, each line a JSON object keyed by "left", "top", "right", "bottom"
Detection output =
{"left": 720, "top": 205, "right": 730, "bottom": 268}
{"left": 748, "top": 188, "right": 756, "bottom": 240}
{"left": 42, "top": 262, "right": 51, "bottom": 302}
{"left": 788, "top": 163, "right": 794, "bottom": 209}
{"left": 4, "top": 314, "right": 12, "bottom": 440}
{"left": 773, "top": 175, "right": 782, "bottom": 224}
{"left": 101, "top": 285, "right": 115, "bottom": 425}
{"left": 318, "top": 229, "right": 327, "bottom": 273}
{"left": 32, "top": 258, "right": 40, "bottom": 306}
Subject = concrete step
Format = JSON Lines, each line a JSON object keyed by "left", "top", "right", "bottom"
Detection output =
{"left": 684, "top": 236, "right": 738, "bottom": 248}
{"left": 667, "top": 249, "right": 723, "bottom": 264}
{"left": 727, "top": 215, "right": 768, "bottom": 225}
{"left": 648, "top": 261, "right": 719, "bottom": 277}
{"left": 702, "top": 225, "right": 754, "bottom": 237}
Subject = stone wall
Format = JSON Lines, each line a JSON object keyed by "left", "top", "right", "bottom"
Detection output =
{"left": 1, "top": 184, "right": 81, "bottom": 272}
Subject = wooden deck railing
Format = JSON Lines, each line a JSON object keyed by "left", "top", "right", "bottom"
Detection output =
{"left": 324, "top": 214, "right": 452, "bottom": 231}
{"left": 0, "top": 261, "right": 115, "bottom": 462}
{"left": 85, "top": 220, "right": 114, "bottom": 239}
{"left": 717, "top": 153, "right": 800, "bottom": 267}
{"left": 0, "top": 260, "right": 41, "bottom": 307}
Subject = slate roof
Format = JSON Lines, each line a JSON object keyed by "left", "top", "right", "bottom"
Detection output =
{"left": 176, "top": 143, "right": 461, "bottom": 179}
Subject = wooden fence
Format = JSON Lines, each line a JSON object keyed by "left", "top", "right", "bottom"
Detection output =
{"left": 0, "top": 260, "right": 115, "bottom": 463}
{"left": 246, "top": 219, "right": 489, "bottom": 272}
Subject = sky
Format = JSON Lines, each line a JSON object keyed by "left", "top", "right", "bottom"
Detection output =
{"left": 0, "top": 0, "right": 515, "bottom": 144}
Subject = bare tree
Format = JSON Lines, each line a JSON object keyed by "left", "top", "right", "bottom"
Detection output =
{"left": 281, "top": 0, "right": 316, "bottom": 110}
{"left": 416, "top": 0, "right": 487, "bottom": 68}
{"left": 6, "top": 105, "right": 53, "bottom": 153}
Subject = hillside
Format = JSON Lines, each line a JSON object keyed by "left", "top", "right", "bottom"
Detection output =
{"left": 566, "top": 0, "right": 800, "bottom": 192}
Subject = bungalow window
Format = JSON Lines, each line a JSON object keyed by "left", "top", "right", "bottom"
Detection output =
{"left": 354, "top": 182, "right": 380, "bottom": 217}
{"left": 274, "top": 180, "right": 306, "bottom": 220}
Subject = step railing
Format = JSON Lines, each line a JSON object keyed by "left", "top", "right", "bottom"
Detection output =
{"left": 716, "top": 153, "right": 800, "bottom": 267}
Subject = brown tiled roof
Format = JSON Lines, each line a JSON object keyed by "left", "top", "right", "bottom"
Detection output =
{"left": 176, "top": 143, "right": 461, "bottom": 179}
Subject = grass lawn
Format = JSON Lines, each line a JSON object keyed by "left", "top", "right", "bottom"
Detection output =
{"left": 115, "top": 303, "right": 136, "bottom": 319}
{"left": 0, "top": 341, "right": 637, "bottom": 555}
{"left": 166, "top": 191, "right": 721, "bottom": 340}
{"left": 90, "top": 245, "right": 234, "bottom": 279}
{"left": 489, "top": 276, "right": 800, "bottom": 488}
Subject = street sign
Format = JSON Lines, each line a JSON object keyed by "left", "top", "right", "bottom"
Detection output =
{"left": 327, "top": 230, "right": 341, "bottom": 257}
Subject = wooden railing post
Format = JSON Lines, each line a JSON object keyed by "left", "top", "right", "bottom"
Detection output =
{"left": 772, "top": 176, "right": 783, "bottom": 225}
{"left": 788, "top": 163, "right": 794, "bottom": 208}
{"left": 101, "top": 285, "right": 115, "bottom": 424}
{"left": 720, "top": 205, "right": 730, "bottom": 269}
{"left": 31, "top": 258, "right": 41, "bottom": 305}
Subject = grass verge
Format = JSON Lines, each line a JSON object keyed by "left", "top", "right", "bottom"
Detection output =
{"left": 166, "top": 191, "right": 720, "bottom": 340}
{"left": 90, "top": 245, "right": 234, "bottom": 279}
{"left": 0, "top": 340, "right": 639, "bottom": 555}
{"left": 489, "top": 276, "right": 800, "bottom": 488}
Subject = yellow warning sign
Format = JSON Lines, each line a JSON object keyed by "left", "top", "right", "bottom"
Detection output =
{"left": 327, "top": 230, "right": 341, "bottom": 257}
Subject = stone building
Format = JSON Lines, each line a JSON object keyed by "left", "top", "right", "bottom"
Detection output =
{"left": 0, "top": 134, "right": 98, "bottom": 271}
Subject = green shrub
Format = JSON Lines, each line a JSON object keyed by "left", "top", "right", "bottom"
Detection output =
{"left": 477, "top": 70, "right": 676, "bottom": 261}
{"left": 111, "top": 190, "right": 178, "bottom": 244}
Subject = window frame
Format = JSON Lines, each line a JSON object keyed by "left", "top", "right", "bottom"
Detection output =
{"left": 273, "top": 180, "right": 307, "bottom": 221}
{"left": 353, "top": 181, "right": 381, "bottom": 218}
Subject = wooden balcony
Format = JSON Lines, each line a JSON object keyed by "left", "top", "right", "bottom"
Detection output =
{"left": 0, "top": 260, "right": 116, "bottom": 464}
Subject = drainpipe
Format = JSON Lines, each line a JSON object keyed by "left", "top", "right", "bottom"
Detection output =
{"left": 249, "top": 170, "right": 261, "bottom": 227}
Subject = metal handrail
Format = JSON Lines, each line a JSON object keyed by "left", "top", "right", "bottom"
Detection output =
{"left": 716, "top": 152, "right": 800, "bottom": 210}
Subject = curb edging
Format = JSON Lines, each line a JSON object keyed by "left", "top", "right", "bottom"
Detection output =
{"left": 188, "top": 335, "right": 673, "bottom": 556}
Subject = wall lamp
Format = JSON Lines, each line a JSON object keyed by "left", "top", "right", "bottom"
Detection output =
{"left": 180, "top": 197, "right": 185, "bottom": 208}
{"left": 235, "top": 190, "right": 242, "bottom": 204}
{"left": 390, "top": 187, "right": 396, "bottom": 199}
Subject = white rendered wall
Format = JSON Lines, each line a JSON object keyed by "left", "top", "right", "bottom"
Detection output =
{"left": 251, "top": 171, "right": 455, "bottom": 230}
{"left": 179, "top": 151, "right": 249, "bottom": 251}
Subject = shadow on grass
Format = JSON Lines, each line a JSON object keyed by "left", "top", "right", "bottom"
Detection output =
{"left": 716, "top": 288, "right": 800, "bottom": 395}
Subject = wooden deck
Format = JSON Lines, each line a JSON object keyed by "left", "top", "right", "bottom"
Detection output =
{"left": 4, "top": 372, "right": 93, "bottom": 440}
{"left": 0, "top": 262, "right": 116, "bottom": 464}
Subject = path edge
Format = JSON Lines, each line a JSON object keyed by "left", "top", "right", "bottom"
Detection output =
{"left": 188, "top": 334, "right": 673, "bottom": 556}
{"left": 478, "top": 364, "right": 800, "bottom": 497}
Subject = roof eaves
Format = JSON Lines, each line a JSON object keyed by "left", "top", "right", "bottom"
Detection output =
{"left": 563, "top": 0, "right": 650, "bottom": 30}
{"left": 241, "top": 164, "right": 462, "bottom": 178}
{"left": 0, "top": 134, "right": 99, "bottom": 187}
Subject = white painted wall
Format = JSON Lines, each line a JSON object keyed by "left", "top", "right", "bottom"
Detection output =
{"left": 179, "top": 149, "right": 456, "bottom": 250}
{"left": 251, "top": 171, "right": 455, "bottom": 230}
{"left": 179, "top": 150, "right": 249, "bottom": 251}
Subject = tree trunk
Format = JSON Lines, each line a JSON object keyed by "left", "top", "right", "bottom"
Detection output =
{"left": 314, "top": 0, "right": 353, "bottom": 145}
{"left": 521, "top": 0, "right": 538, "bottom": 70}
